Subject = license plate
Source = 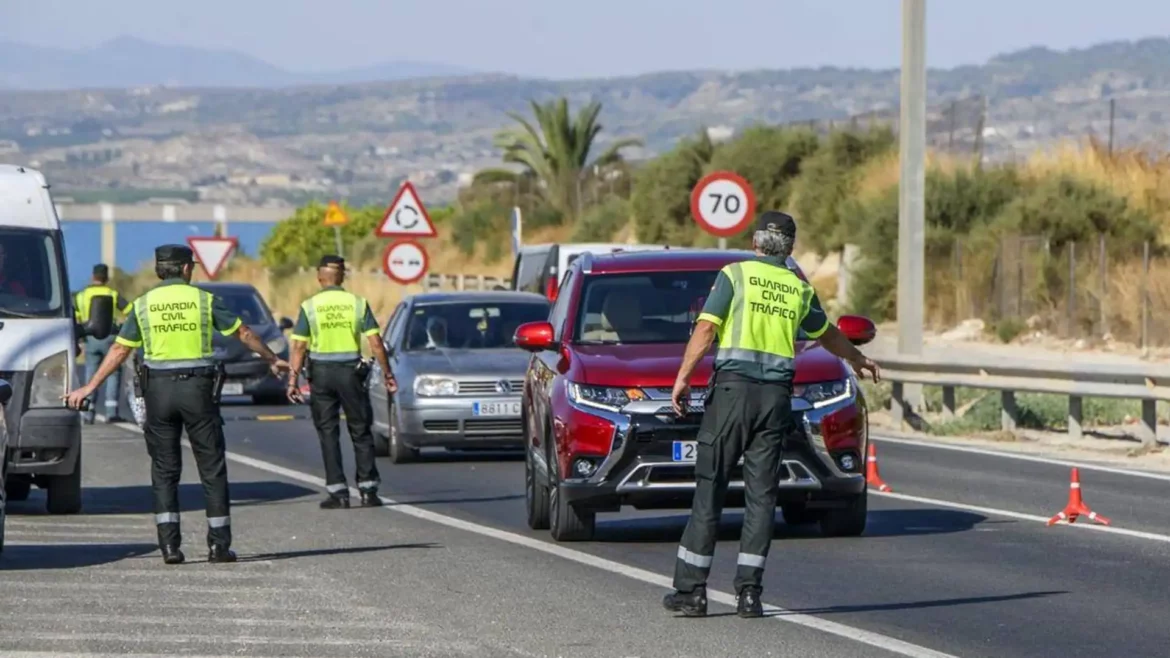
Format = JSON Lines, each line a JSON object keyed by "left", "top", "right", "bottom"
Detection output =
{"left": 472, "top": 401, "right": 521, "bottom": 416}
{"left": 221, "top": 382, "right": 243, "bottom": 396}
{"left": 672, "top": 441, "right": 698, "bottom": 462}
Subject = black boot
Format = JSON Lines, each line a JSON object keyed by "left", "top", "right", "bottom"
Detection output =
{"left": 662, "top": 586, "right": 708, "bottom": 617}
{"left": 360, "top": 491, "right": 383, "bottom": 507}
{"left": 160, "top": 545, "right": 185, "bottom": 565}
{"left": 208, "top": 544, "right": 237, "bottom": 563}
{"left": 736, "top": 586, "right": 763, "bottom": 618}
{"left": 320, "top": 493, "right": 350, "bottom": 509}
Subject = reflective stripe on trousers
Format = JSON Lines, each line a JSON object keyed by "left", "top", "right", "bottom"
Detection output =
{"left": 155, "top": 512, "right": 180, "bottom": 524}
{"left": 677, "top": 546, "right": 713, "bottom": 569}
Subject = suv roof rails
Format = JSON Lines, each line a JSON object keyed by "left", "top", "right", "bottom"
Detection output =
{"left": 580, "top": 251, "right": 595, "bottom": 274}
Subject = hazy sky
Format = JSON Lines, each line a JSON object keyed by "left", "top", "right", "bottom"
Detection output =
{"left": 2, "top": 0, "right": 1168, "bottom": 79}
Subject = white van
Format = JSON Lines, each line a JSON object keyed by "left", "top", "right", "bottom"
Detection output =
{"left": 511, "top": 242, "right": 669, "bottom": 301}
{"left": 0, "top": 164, "right": 112, "bottom": 514}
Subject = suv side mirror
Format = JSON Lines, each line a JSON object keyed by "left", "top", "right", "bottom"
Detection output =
{"left": 836, "top": 315, "right": 876, "bottom": 345}
{"left": 279, "top": 317, "right": 294, "bottom": 331}
{"left": 514, "top": 321, "right": 555, "bottom": 352}
{"left": 83, "top": 296, "right": 115, "bottom": 340}
{"left": 0, "top": 378, "right": 12, "bottom": 406}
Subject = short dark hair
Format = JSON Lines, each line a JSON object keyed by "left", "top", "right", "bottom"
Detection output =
{"left": 155, "top": 262, "right": 186, "bottom": 280}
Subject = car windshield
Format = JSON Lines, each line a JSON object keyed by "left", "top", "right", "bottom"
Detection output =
{"left": 574, "top": 266, "right": 814, "bottom": 345}
{"left": 0, "top": 228, "right": 66, "bottom": 318}
{"left": 405, "top": 301, "right": 550, "bottom": 351}
{"left": 207, "top": 288, "right": 272, "bottom": 325}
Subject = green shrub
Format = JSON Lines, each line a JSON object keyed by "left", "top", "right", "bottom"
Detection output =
{"left": 574, "top": 197, "right": 630, "bottom": 242}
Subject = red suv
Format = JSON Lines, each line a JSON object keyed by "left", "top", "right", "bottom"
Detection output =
{"left": 513, "top": 249, "right": 878, "bottom": 542}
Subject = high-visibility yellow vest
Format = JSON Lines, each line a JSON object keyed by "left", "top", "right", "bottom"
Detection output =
{"left": 74, "top": 284, "right": 124, "bottom": 324}
{"left": 300, "top": 289, "right": 369, "bottom": 361}
{"left": 712, "top": 260, "right": 818, "bottom": 375}
{"left": 135, "top": 285, "right": 215, "bottom": 369}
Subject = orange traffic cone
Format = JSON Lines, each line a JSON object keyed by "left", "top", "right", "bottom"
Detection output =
{"left": 1046, "top": 468, "right": 1110, "bottom": 526}
{"left": 865, "top": 443, "right": 892, "bottom": 492}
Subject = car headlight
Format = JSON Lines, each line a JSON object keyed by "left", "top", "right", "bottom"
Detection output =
{"left": 266, "top": 336, "right": 288, "bottom": 355}
{"left": 30, "top": 350, "right": 69, "bottom": 408}
{"left": 568, "top": 383, "right": 647, "bottom": 412}
{"left": 415, "top": 376, "right": 458, "bottom": 397}
{"left": 795, "top": 378, "right": 851, "bottom": 409}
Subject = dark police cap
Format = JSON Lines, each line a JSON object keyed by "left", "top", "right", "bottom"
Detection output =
{"left": 155, "top": 244, "right": 194, "bottom": 263}
{"left": 757, "top": 211, "right": 797, "bottom": 237}
{"left": 318, "top": 254, "right": 345, "bottom": 269}
{"left": 92, "top": 264, "right": 109, "bottom": 277}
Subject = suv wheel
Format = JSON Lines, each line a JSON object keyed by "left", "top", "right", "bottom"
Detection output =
{"left": 387, "top": 404, "right": 419, "bottom": 464}
{"left": 781, "top": 503, "right": 822, "bottom": 525}
{"left": 818, "top": 491, "right": 867, "bottom": 537}
{"left": 549, "top": 481, "right": 595, "bottom": 542}
{"left": 5, "top": 475, "right": 31, "bottom": 502}
{"left": 525, "top": 450, "right": 550, "bottom": 530}
{"left": 47, "top": 443, "right": 83, "bottom": 515}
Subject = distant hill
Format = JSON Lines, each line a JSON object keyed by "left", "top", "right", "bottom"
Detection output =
{"left": 2, "top": 35, "right": 1169, "bottom": 207}
{"left": 0, "top": 36, "right": 473, "bottom": 90}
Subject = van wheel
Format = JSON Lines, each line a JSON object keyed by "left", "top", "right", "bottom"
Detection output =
{"left": 387, "top": 405, "right": 419, "bottom": 464}
{"left": 549, "top": 484, "right": 594, "bottom": 542}
{"left": 525, "top": 451, "right": 550, "bottom": 530}
{"left": 818, "top": 491, "right": 867, "bottom": 537}
{"left": 47, "top": 444, "right": 83, "bottom": 515}
{"left": 5, "top": 476, "right": 31, "bottom": 502}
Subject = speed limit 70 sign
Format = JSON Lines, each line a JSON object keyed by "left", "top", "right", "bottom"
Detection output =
{"left": 690, "top": 171, "right": 757, "bottom": 237}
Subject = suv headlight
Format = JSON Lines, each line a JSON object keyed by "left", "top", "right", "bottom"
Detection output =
{"left": 30, "top": 350, "right": 69, "bottom": 408}
{"left": 795, "top": 379, "right": 851, "bottom": 409}
{"left": 415, "top": 376, "right": 458, "bottom": 397}
{"left": 568, "top": 383, "right": 646, "bottom": 412}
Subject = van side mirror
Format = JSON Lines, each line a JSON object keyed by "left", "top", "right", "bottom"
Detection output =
{"left": 279, "top": 317, "right": 294, "bottom": 331}
{"left": 0, "top": 378, "right": 12, "bottom": 406}
{"left": 84, "top": 296, "right": 115, "bottom": 340}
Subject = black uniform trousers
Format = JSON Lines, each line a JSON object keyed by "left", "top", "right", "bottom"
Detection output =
{"left": 142, "top": 368, "right": 231, "bottom": 550}
{"left": 308, "top": 360, "right": 380, "bottom": 497}
{"left": 673, "top": 372, "right": 793, "bottom": 594}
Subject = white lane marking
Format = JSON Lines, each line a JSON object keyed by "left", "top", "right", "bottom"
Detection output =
{"left": 109, "top": 423, "right": 953, "bottom": 658}
{"left": 872, "top": 434, "right": 1170, "bottom": 482}
{"left": 873, "top": 491, "right": 1170, "bottom": 544}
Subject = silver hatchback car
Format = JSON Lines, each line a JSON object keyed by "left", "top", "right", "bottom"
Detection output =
{"left": 369, "top": 291, "right": 551, "bottom": 463}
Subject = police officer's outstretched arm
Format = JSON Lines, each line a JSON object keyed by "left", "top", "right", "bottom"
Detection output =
{"left": 64, "top": 305, "right": 140, "bottom": 409}
{"left": 800, "top": 293, "right": 880, "bottom": 382}
{"left": 215, "top": 296, "right": 291, "bottom": 376}
{"left": 360, "top": 302, "right": 397, "bottom": 394}
{"left": 671, "top": 269, "right": 733, "bottom": 416}
{"left": 285, "top": 307, "right": 311, "bottom": 403}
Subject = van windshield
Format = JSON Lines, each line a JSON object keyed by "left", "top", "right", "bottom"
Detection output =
{"left": 0, "top": 228, "right": 66, "bottom": 318}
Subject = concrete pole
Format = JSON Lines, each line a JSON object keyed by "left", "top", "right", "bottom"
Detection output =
{"left": 99, "top": 203, "right": 116, "bottom": 270}
{"left": 897, "top": 0, "right": 926, "bottom": 411}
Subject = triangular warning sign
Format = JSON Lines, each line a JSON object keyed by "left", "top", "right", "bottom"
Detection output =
{"left": 323, "top": 200, "right": 348, "bottom": 226}
{"left": 376, "top": 181, "right": 437, "bottom": 238}
{"left": 187, "top": 236, "right": 238, "bottom": 279}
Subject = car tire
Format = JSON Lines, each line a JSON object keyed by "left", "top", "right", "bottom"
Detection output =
{"left": 549, "top": 481, "right": 594, "bottom": 542}
{"left": 0, "top": 462, "right": 7, "bottom": 555}
{"left": 5, "top": 475, "right": 31, "bottom": 502}
{"left": 781, "top": 503, "right": 822, "bottom": 525}
{"left": 818, "top": 491, "right": 867, "bottom": 537}
{"left": 387, "top": 404, "right": 419, "bottom": 464}
{"left": 525, "top": 450, "right": 550, "bottom": 530}
{"left": 373, "top": 430, "right": 390, "bottom": 457}
{"left": 46, "top": 443, "right": 82, "bottom": 515}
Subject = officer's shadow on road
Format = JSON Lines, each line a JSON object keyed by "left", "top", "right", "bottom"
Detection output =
{"left": 0, "top": 542, "right": 157, "bottom": 571}
{"left": 696, "top": 589, "right": 1070, "bottom": 619}
{"left": 592, "top": 508, "right": 1003, "bottom": 543}
{"left": 234, "top": 541, "right": 442, "bottom": 563}
{"left": 8, "top": 480, "right": 318, "bottom": 517}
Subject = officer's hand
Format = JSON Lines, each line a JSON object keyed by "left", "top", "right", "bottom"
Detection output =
{"left": 671, "top": 378, "right": 691, "bottom": 416}
{"left": 270, "top": 358, "right": 291, "bottom": 376}
{"left": 286, "top": 383, "right": 305, "bottom": 404}
{"left": 850, "top": 356, "right": 881, "bottom": 383}
{"left": 383, "top": 373, "right": 398, "bottom": 394}
{"left": 63, "top": 385, "right": 95, "bottom": 410}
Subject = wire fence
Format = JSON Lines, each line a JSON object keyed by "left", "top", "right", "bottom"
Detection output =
{"left": 925, "top": 234, "right": 1167, "bottom": 349}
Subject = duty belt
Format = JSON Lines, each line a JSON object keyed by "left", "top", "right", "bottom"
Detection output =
{"left": 145, "top": 366, "right": 218, "bottom": 379}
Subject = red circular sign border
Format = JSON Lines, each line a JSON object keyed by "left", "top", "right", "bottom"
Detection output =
{"left": 382, "top": 239, "right": 429, "bottom": 285}
{"left": 689, "top": 170, "right": 758, "bottom": 238}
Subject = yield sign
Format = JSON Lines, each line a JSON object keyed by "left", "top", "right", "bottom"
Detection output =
{"left": 376, "top": 181, "right": 436, "bottom": 238}
{"left": 187, "top": 236, "right": 238, "bottom": 279}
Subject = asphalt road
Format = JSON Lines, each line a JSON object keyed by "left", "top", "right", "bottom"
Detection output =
{"left": 212, "top": 400, "right": 1170, "bottom": 658}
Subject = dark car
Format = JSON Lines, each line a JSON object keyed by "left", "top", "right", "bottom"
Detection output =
{"left": 513, "top": 249, "right": 878, "bottom": 542}
{"left": 195, "top": 282, "right": 293, "bottom": 405}
{"left": 0, "top": 378, "right": 13, "bottom": 554}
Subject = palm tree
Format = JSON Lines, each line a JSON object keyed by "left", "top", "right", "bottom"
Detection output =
{"left": 475, "top": 97, "right": 642, "bottom": 221}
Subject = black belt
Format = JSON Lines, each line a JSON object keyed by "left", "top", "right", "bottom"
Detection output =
{"left": 146, "top": 366, "right": 217, "bottom": 378}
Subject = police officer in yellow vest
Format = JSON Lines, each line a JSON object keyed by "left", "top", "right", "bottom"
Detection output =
{"left": 663, "top": 212, "right": 880, "bottom": 618}
{"left": 66, "top": 245, "right": 291, "bottom": 565}
{"left": 286, "top": 255, "right": 397, "bottom": 509}
{"left": 74, "top": 264, "right": 132, "bottom": 424}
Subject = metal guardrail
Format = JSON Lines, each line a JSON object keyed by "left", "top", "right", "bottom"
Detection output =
{"left": 285, "top": 268, "right": 512, "bottom": 291}
{"left": 876, "top": 353, "right": 1170, "bottom": 445}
